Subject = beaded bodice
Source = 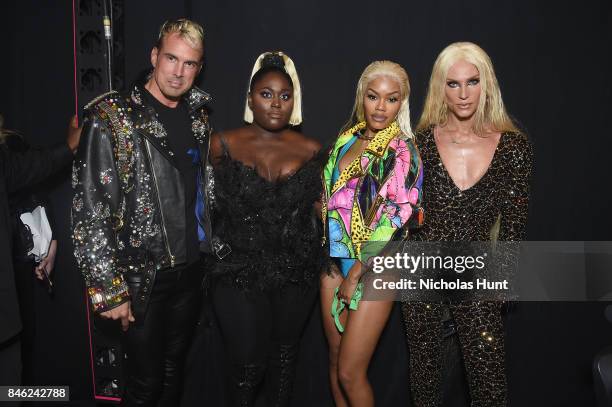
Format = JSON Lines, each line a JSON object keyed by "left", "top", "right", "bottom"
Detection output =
{"left": 212, "top": 150, "right": 326, "bottom": 291}
{"left": 412, "top": 127, "right": 532, "bottom": 242}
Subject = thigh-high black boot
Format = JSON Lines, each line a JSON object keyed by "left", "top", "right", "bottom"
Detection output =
{"left": 265, "top": 343, "right": 298, "bottom": 407}
{"left": 265, "top": 284, "right": 316, "bottom": 407}
{"left": 228, "top": 363, "right": 266, "bottom": 407}
{"left": 213, "top": 279, "right": 270, "bottom": 407}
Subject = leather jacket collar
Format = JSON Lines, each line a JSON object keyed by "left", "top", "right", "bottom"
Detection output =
{"left": 130, "top": 72, "right": 212, "bottom": 113}
{"left": 128, "top": 81, "right": 212, "bottom": 166}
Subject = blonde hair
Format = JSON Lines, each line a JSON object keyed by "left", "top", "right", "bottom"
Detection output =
{"left": 343, "top": 60, "right": 414, "bottom": 139}
{"left": 157, "top": 18, "right": 204, "bottom": 53}
{"left": 418, "top": 42, "right": 517, "bottom": 134}
{"left": 0, "top": 114, "right": 14, "bottom": 144}
{"left": 243, "top": 51, "right": 303, "bottom": 126}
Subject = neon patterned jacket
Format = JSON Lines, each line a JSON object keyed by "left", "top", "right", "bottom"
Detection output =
{"left": 322, "top": 121, "right": 424, "bottom": 261}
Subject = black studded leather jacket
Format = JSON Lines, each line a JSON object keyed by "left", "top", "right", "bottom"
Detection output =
{"left": 71, "top": 82, "right": 213, "bottom": 315}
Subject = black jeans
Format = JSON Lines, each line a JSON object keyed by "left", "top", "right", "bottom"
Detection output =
{"left": 212, "top": 279, "right": 317, "bottom": 406}
{"left": 120, "top": 262, "right": 204, "bottom": 407}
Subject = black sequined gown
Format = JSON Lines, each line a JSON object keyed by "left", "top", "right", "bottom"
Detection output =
{"left": 402, "top": 127, "right": 533, "bottom": 407}
{"left": 210, "top": 141, "right": 326, "bottom": 406}
{"left": 212, "top": 149, "right": 325, "bottom": 292}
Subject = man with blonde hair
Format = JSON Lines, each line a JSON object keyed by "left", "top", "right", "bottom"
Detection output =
{"left": 72, "top": 18, "right": 215, "bottom": 406}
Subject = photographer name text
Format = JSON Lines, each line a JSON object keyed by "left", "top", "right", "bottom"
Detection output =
{"left": 372, "top": 278, "right": 509, "bottom": 291}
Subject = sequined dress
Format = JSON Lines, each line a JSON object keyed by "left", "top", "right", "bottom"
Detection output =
{"left": 402, "top": 127, "right": 533, "bottom": 407}
{"left": 212, "top": 147, "right": 326, "bottom": 292}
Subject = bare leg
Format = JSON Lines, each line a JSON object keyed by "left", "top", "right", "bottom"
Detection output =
{"left": 337, "top": 299, "right": 394, "bottom": 407}
{"left": 320, "top": 271, "right": 349, "bottom": 407}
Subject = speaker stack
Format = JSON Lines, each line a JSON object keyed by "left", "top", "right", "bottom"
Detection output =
{"left": 75, "top": 0, "right": 126, "bottom": 403}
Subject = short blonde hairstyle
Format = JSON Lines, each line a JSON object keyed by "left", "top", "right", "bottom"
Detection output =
{"left": 418, "top": 42, "right": 517, "bottom": 134}
{"left": 157, "top": 18, "right": 204, "bottom": 53}
{"left": 244, "top": 51, "right": 303, "bottom": 126}
{"left": 343, "top": 60, "right": 414, "bottom": 139}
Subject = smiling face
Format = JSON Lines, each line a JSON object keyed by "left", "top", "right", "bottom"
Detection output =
{"left": 146, "top": 32, "right": 203, "bottom": 107}
{"left": 248, "top": 70, "right": 294, "bottom": 131}
{"left": 362, "top": 76, "right": 402, "bottom": 134}
{"left": 444, "top": 59, "right": 481, "bottom": 121}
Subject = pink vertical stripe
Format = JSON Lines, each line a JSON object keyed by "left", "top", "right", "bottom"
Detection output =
{"left": 84, "top": 288, "right": 98, "bottom": 399}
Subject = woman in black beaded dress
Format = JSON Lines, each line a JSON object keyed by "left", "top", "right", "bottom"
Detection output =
{"left": 402, "top": 42, "right": 533, "bottom": 406}
{"left": 208, "top": 52, "right": 324, "bottom": 407}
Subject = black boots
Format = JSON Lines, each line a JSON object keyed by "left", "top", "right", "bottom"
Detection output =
{"left": 229, "top": 343, "right": 299, "bottom": 407}
{"left": 229, "top": 363, "right": 266, "bottom": 407}
{"left": 266, "top": 344, "right": 298, "bottom": 407}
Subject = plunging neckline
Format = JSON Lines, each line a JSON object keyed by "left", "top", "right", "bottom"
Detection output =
{"left": 219, "top": 152, "right": 320, "bottom": 186}
{"left": 218, "top": 133, "right": 321, "bottom": 185}
{"left": 432, "top": 129, "right": 503, "bottom": 193}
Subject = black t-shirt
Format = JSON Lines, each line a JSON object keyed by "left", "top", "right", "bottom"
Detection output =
{"left": 143, "top": 89, "right": 200, "bottom": 267}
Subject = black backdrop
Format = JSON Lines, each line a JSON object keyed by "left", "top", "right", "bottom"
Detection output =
{"left": 1, "top": 0, "right": 612, "bottom": 406}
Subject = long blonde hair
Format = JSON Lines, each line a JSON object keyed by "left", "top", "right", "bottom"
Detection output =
{"left": 343, "top": 60, "right": 414, "bottom": 139}
{"left": 418, "top": 42, "right": 517, "bottom": 134}
{"left": 0, "top": 114, "right": 16, "bottom": 144}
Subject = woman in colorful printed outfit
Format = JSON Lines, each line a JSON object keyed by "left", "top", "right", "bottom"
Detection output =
{"left": 402, "top": 42, "right": 533, "bottom": 407}
{"left": 321, "top": 61, "right": 423, "bottom": 407}
{"left": 209, "top": 52, "right": 324, "bottom": 407}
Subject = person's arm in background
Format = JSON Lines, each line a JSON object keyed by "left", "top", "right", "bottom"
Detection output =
{"left": 1, "top": 116, "right": 79, "bottom": 280}
{"left": 26, "top": 184, "right": 59, "bottom": 281}
{"left": 34, "top": 202, "right": 57, "bottom": 280}
{"left": 2, "top": 116, "right": 80, "bottom": 194}
{"left": 34, "top": 240, "right": 56, "bottom": 281}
